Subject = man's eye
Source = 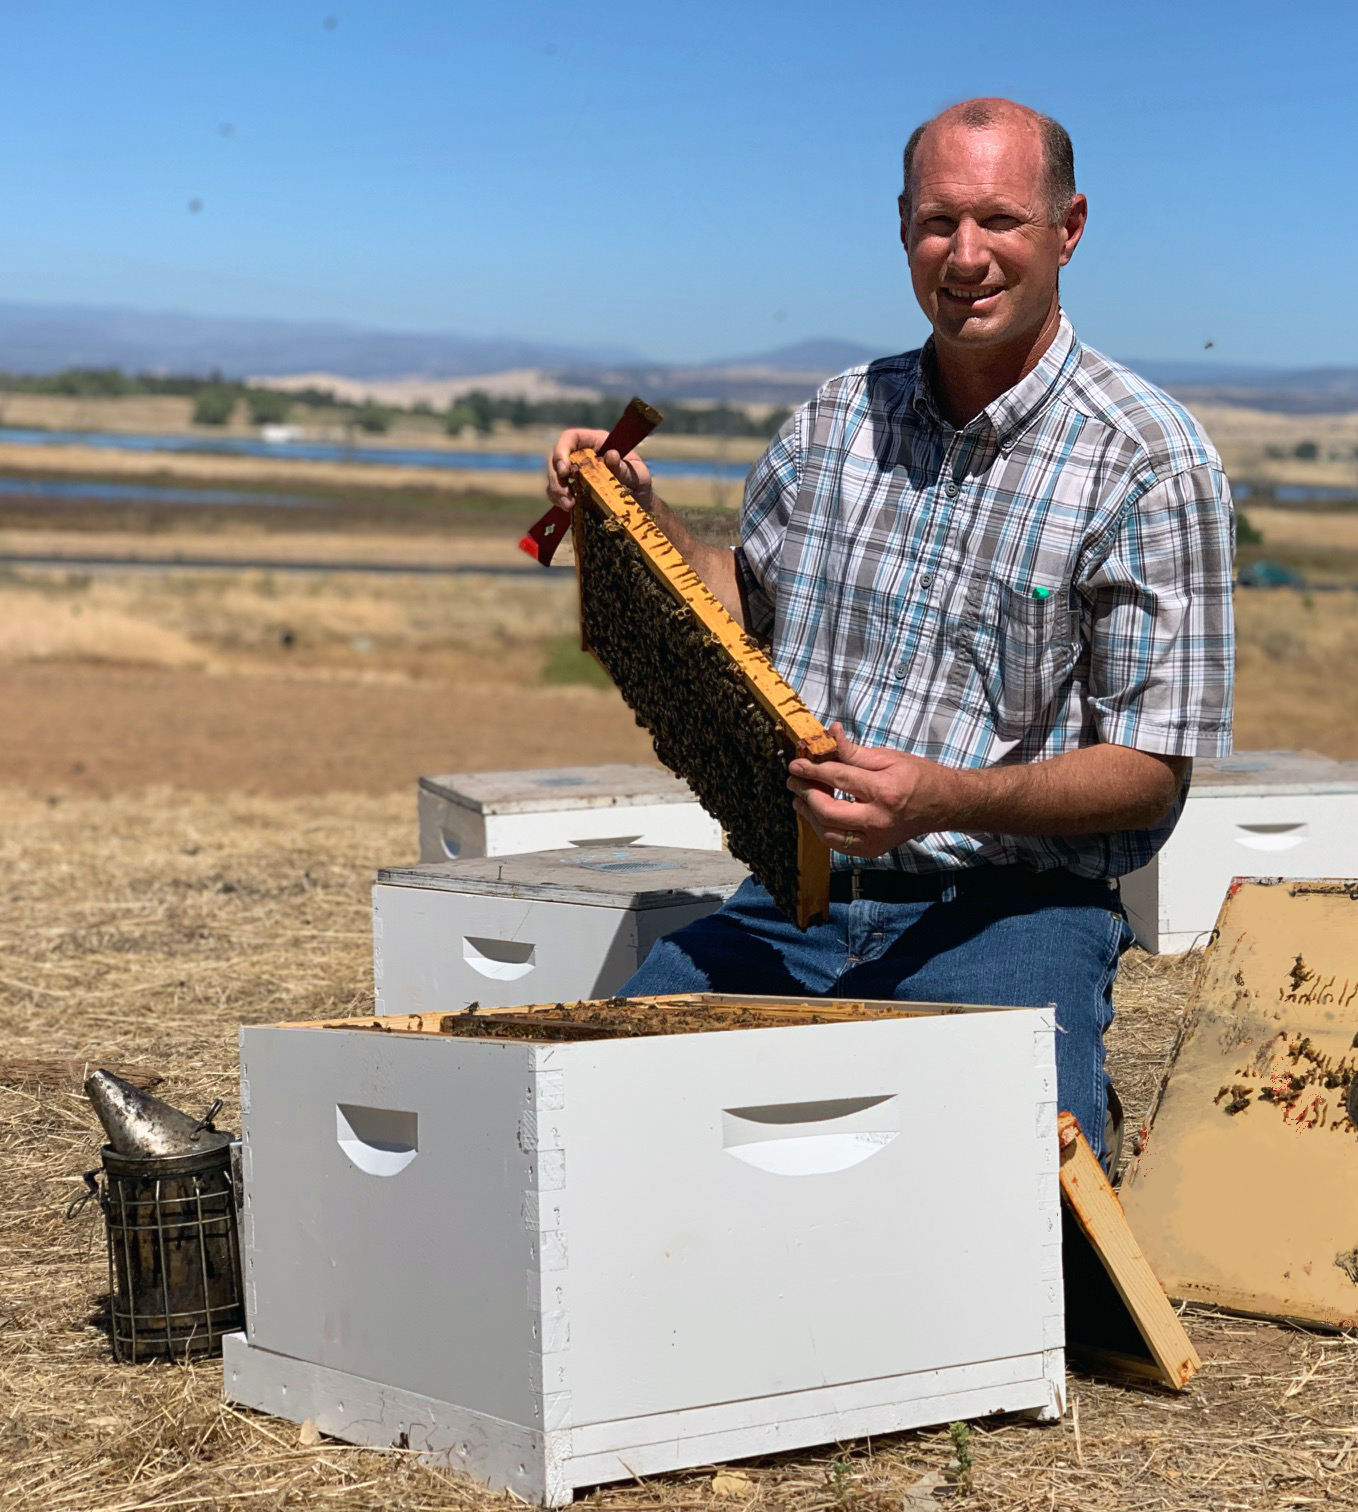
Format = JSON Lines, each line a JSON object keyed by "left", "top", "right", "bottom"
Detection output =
{"left": 984, "top": 216, "right": 1020, "bottom": 231}
{"left": 921, "top": 218, "right": 955, "bottom": 235}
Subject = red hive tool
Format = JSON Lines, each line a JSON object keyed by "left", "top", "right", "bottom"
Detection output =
{"left": 518, "top": 397, "right": 664, "bottom": 566}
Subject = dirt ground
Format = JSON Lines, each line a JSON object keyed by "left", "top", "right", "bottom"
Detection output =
{"left": 2, "top": 479, "right": 1358, "bottom": 1510}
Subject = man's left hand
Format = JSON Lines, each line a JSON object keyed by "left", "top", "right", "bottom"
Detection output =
{"left": 788, "top": 723, "right": 960, "bottom": 857}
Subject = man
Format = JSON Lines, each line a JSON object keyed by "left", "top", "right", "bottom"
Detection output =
{"left": 544, "top": 98, "right": 1234, "bottom": 1159}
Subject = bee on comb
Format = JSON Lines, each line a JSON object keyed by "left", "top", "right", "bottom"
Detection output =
{"left": 561, "top": 404, "right": 834, "bottom": 928}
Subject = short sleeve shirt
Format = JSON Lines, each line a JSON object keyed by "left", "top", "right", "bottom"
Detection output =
{"left": 736, "top": 312, "right": 1235, "bottom": 878}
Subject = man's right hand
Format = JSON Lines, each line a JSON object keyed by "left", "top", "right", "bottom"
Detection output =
{"left": 546, "top": 428, "right": 654, "bottom": 512}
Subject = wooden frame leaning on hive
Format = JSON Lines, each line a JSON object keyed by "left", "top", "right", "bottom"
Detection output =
{"left": 568, "top": 446, "right": 835, "bottom": 928}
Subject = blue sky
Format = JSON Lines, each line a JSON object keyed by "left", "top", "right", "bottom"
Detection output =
{"left": 0, "top": 0, "right": 1353, "bottom": 367}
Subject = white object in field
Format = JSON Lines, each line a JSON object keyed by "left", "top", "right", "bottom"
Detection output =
{"left": 226, "top": 1002, "right": 1064, "bottom": 1505}
{"left": 373, "top": 847, "right": 749, "bottom": 1014}
{"left": 1120, "top": 750, "right": 1358, "bottom": 953}
{"left": 417, "top": 765, "right": 722, "bottom": 862}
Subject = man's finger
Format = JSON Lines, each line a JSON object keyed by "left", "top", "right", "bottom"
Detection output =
{"left": 795, "top": 788, "right": 883, "bottom": 832}
{"left": 787, "top": 758, "right": 874, "bottom": 799}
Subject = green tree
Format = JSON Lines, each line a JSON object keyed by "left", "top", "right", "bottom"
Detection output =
{"left": 353, "top": 400, "right": 392, "bottom": 434}
{"left": 245, "top": 388, "right": 292, "bottom": 425}
{"left": 192, "top": 386, "right": 237, "bottom": 426}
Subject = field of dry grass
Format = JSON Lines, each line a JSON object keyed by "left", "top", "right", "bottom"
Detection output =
{"left": 2, "top": 475, "right": 1358, "bottom": 1510}
{"left": 3, "top": 793, "right": 1357, "bottom": 1511}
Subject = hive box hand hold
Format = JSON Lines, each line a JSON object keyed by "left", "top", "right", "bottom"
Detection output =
{"left": 224, "top": 994, "right": 1064, "bottom": 1506}
{"left": 568, "top": 443, "right": 834, "bottom": 929}
{"left": 373, "top": 846, "right": 750, "bottom": 1014}
{"left": 417, "top": 764, "right": 722, "bottom": 862}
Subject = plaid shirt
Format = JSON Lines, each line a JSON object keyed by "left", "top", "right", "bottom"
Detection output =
{"left": 737, "top": 312, "right": 1235, "bottom": 878}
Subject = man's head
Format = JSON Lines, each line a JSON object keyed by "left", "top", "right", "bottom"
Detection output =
{"left": 899, "top": 99, "right": 1087, "bottom": 373}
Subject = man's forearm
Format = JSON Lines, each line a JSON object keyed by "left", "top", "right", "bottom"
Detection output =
{"left": 947, "top": 744, "right": 1188, "bottom": 836}
{"left": 643, "top": 492, "right": 746, "bottom": 627}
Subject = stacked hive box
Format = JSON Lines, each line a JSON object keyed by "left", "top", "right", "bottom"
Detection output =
{"left": 416, "top": 765, "right": 723, "bottom": 862}
{"left": 374, "top": 847, "right": 750, "bottom": 1013}
{"left": 1121, "top": 751, "right": 1358, "bottom": 952}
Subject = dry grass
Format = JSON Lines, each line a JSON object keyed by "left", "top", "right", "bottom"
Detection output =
{"left": 1191, "top": 404, "right": 1358, "bottom": 491}
{"left": 1245, "top": 506, "right": 1358, "bottom": 554}
{"left": 3, "top": 789, "right": 1358, "bottom": 1511}
{"left": 1234, "top": 590, "right": 1358, "bottom": 758}
{"left": 0, "top": 564, "right": 579, "bottom": 676}
{"left": 1, "top": 557, "right": 1354, "bottom": 759}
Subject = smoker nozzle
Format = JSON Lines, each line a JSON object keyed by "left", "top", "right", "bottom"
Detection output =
{"left": 84, "top": 1069, "right": 231, "bottom": 1158}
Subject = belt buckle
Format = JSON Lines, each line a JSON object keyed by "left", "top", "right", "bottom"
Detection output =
{"left": 851, "top": 868, "right": 862, "bottom": 901}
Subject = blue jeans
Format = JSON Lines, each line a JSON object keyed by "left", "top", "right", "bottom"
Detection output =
{"left": 620, "top": 874, "right": 1135, "bottom": 1160}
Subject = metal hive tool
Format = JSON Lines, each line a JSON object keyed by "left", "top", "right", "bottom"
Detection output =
{"left": 568, "top": 433, "right": 834, "bottom": 928}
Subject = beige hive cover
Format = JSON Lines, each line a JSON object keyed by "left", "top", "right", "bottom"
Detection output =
{"left": 1120, "top": 878, "right": 1358, "bottom": 1327}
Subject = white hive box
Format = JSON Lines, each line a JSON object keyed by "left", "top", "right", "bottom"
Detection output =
{"left": 1121, "top": 751, "right": 1358, "bottom": 952}
{"left": 225, "top": 997, "right": 1064, "bottom": 1504}
{"left": 417, "top": 764, "right": 722, "bottom": 861}
{"left": 373, "top": 847, "right": 749, "bottom": 1014}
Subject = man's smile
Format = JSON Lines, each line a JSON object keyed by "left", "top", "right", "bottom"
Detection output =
{"left": 940, "top": 284, "right": 1005, "bottom": 307}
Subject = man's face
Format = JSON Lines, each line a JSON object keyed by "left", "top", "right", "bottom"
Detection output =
{"left": 902, "top": 119, "right": 1085, "bottom": 363}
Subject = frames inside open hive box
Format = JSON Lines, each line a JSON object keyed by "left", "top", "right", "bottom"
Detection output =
{"left": 568, "top": 449, "right": 834, "bottom": 928}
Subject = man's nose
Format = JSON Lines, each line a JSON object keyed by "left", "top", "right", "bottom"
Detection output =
{"left": 948, "top": 218, "right": 988, "bottom": 275}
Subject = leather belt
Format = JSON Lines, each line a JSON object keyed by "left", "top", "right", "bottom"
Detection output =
{"left": 828, "top": 867, "right": 1116, "bottom": 905}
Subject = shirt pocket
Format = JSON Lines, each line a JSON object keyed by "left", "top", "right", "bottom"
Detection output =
{"left": 958, "top": 579, "right": 1079, "bottom": 737}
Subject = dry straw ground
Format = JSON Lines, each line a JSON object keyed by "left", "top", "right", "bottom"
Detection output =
{"left": 2, "top": 489, "right": 1358, "bottom": 1510}
{"left": 5, "top": 792, "right": 1358, "bottom": 1512}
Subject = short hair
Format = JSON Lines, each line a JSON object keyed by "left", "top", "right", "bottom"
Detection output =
{"left": 900, "top": 101, "right": 1076, "bottom": 226}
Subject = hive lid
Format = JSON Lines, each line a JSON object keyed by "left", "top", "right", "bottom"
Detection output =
{"left": 1190, "top": 749, "right": 1358, "bottom": 796}
{"left": 1119, "top": 878, "right": 1358, "bottom": 1328}
{"left": 377, "top": 846, "right": 749, "bottom": 909}
{"left": 418, "top": 765, "right": 702, "bottom": 815}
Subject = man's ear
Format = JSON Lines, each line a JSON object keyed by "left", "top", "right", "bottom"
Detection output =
{"left": 1058, "top": 194, "right": 1088, "bottom": 267}
{"left": 897, "top": 194, "right": 909, "bottom": 252}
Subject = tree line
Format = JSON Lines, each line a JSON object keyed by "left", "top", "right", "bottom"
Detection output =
{"left": 0, "top": 367, "right": 791, "bottom": 440}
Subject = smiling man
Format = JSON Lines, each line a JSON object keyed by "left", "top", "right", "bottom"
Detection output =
{"left": 545, "top": 98, "right": 1234, "bottom": 1162}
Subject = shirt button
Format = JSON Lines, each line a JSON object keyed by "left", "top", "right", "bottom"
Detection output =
{"left": 945, "top": 482, "right": 959, "bottom": 498}
{"left": 894, "top": 659, "right": 908, "bottom": 678}
{"left": 920, "top": 574, "right": 933, "bottom": 589}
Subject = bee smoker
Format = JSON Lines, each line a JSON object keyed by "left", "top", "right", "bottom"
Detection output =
{"left": 77, "top": 1070, "right": 244, "bottom": 1362}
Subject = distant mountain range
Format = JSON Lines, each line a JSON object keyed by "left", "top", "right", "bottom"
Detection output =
{"left": 0, "top": 300, "right": 1354, "bottom": 414}
{"left": 0, "top": 301, "right": 643, "bottom": 382}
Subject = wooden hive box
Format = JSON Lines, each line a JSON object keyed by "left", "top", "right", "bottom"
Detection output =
{"left": 225, "top": 994, "right": 1065, "bottom": 1504}
{"left": 372, "top": 846, "right": 750, "bottom": 1013}
{"left": 416, "top": 764, "right": 722, "bottom": 862}
{"left": 1119, "top": 751, "right": 1358, "bottom": 951}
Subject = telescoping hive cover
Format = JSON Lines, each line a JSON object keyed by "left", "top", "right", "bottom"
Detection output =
{"left": 1119, "top": 878, "right": 1358, "bottom": 1327}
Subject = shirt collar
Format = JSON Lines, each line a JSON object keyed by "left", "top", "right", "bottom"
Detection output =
{"left": 909, "top": 310, "right": 1080, "bottom": 446}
